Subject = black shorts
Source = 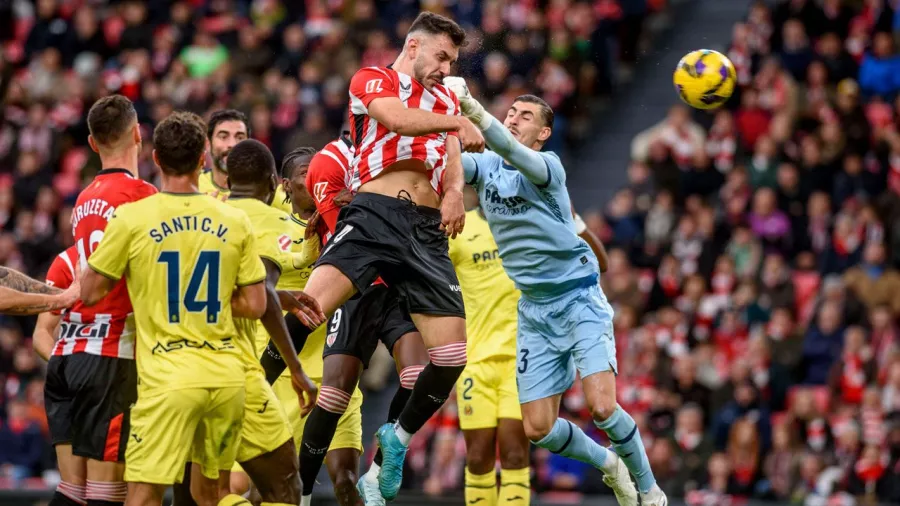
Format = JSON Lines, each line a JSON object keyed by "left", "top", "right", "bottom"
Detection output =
{"left": 44, "top": 353, "right": 137, "bottom": 462}
{"left": 322, "top": 283, "right": 418, "bottom": 368}
{"left": 315, "top": 192, "right": 465, "bottom": 317}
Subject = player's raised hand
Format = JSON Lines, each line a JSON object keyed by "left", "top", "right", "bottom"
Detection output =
{"left": 289, "top": 366, "right": 318, "bottom": 417}
{"left": 458, "top": 117, "right": 485, "bottom": 153}
{"left": 305, "top": 211, "right": 321, "bottom": 240}
{"left": 444, "top": 77, "right": 489, "bottom": 129}
{"left": 333, "top": 188, "right": 353, "bottom": 207}
{"left": 278, "top": 290, "right": 326, "bottom": 328}
{"left": 440, "top": 188, "right": 466, "bottom": 238}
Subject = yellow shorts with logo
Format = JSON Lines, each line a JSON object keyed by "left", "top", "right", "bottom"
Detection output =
{"left": 125, "top": 386, "right": 244, "bottom": 484}
{"left": 233, "top": 371, "right": 293, "bottom": 465}
{"left": 273, "top": 376, "right": 364, "bottom": 453}
{"left": 456, "top": 357, "right": 522, "bottom": 430}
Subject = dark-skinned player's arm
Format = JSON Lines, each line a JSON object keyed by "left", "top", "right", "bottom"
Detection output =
{"left": 260, "top": 258, "right": 318, "bottom": 416}
{"left": 440, "top": 135, "right": 466, "bottom": 238}
{"left": 572, "top": 206, "right": 609, "bottom": 273}
{"left": 350, "top": 68, "right": 483, "bottom": 151}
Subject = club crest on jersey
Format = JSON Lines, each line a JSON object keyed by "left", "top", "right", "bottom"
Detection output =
{"left": 278, "top": 234, "right": 291, "bottom": 251}
{"left": 314, "top": 182, "right": 328, "bottom": 202}
{"left": 326, "top": 332, "right": 337, "bottom": 347}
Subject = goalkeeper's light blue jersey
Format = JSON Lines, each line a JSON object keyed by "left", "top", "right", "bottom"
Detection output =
{"left": 462, "top": 149, "right": 599, "bottom": 299}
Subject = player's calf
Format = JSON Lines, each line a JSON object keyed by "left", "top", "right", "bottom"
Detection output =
{"left": 585, "top": 371, "right": 657, "bottom": 496}
{"left": 394, "top": 341, "right": 467, "bottom": 440}
{"left": 299, "top": 385, "right": 354, "bottom": 501}
{"left": 240, "top": 441, "right": 300, "bottom": 505}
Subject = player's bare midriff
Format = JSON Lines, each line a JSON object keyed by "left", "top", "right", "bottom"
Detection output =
{"left": 357, "top": 159, "right": 441, "bottom": 208}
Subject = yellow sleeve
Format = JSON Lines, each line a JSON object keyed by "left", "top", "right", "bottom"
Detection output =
{"left": 291, "top": 233, "right": 320, "bottom": 270}
{"left": 236, "top": 216, "right": 267, "bottom": 287}
{"left": 256, "top": 219, "right": 293, "bottom": 275}
{"left": 88, "top": 207, "right": 132, "bottom": 281}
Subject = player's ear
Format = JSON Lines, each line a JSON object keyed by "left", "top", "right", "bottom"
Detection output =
{"left": 88, "top": 135, "right": 99, "bottom": 154}
{"left": 269, "top": 173, "right": 277, "bottom": 193}
{"left": 537, "top": 126, "right": 552, "bottom": 144}
{"left": 132, "top": 123, "right": 141, "bottom": 145}
{"left": 151, "top": 149, "right": 160, "bottom": 169}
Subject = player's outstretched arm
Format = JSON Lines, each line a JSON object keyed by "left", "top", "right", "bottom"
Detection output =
{"left": 444, "top": 77, "right": 549, "bottom": 185}
{"left": 259, "top": 259, "right": 318, "bottom": 416}
{"left": 33, "top": 311, "right": 61, "bottom": 361}
{"left": 0, "top": 266, "right": 62, "bottom": 295}
{"left": 0, "top": 286, "right": 77, "bottom": 315}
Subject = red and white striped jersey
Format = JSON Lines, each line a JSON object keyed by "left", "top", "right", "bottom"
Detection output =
{"left": 61, "top": 169, "right": 157, "bottom": 359}
{"left": 347, "top": 66, "right": 461, "bottom": 193}
{"left": 307, "top": 136, "right": 355, "bottom": 244}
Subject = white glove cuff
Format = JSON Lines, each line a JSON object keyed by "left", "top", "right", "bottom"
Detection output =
{"left": 573, "top": 213, "right": 587, "bottom": 234}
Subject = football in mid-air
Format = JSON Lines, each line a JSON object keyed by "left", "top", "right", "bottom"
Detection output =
{"left": 673, "top": 49, "right": 736, "bottom": 110}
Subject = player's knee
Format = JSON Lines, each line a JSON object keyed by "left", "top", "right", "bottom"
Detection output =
{"left": 523, "top": 418, "right": 554, "bottom": 443}
{"left": 316, "top": 385, "right": 353, "bottom": 415}
{"left": 590, "top": 397, "right": 618, "bottom": 423}
{"left": 257, "top": 472, "right": 300, "bottom": 504}
{"left": 466, "top": 447, "right": 496, "bottom": 475}
{"left": 501, "top": 447, "right": 529, "bottom": 470}
{"left": 331, "top": 468, "right": 357, "bottom": 493}
{"left": 229, "top": 472, "right": 250, "bottom": 497}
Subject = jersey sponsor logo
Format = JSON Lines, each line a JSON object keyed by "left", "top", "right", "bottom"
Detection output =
{"left": 278, "top": 235, "right": 292, "bottom": 251}
{"left": 365, "top": 79, "right": 383, "bottom": 94}
{"left": 313, "top": 182, "right": 328, "bottom": 202}
{"left": 151, "top": 337, "right": 235, "bottom": 354}
{"left": 472, "top": 249, "right": 500, "bottom": 263}
{"left": 483, "top": 188, "right": 531, "bottom": 216}
{"left": 59, "top": 320, "right": 111, "bottom": 340}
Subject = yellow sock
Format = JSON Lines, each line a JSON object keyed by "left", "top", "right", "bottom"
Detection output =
{"left": 465, "top": 467, "right": 498, "bottom": 506}
{"left": 217, "top": 493, "right": 251, "bottom": 506}
{"left": 499, "top": 467, "right": 531, "bottom": 505}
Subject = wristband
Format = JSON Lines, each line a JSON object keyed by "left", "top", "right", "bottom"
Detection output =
{"left": 573, "top": 213, "right": 587, "bottom": 234}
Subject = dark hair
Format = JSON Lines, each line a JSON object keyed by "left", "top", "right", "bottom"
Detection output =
{"left": 207, "top": 109, "right": 250, "bottom": 140}
{"left": 281, "top": 147, "right": 317, "bottom": 178}
{"left": 87, "top": 95, "right": 138, "bottom": 147}
{"left": 407, "top": 11, "right": 467, "bottom": 47}
{"left": 226, "top": 139, "right": 276, "bottom": 185}
{"left": 153, "top": 111, "right": 208, "bottom": 176}
{"left": 513, "top": 94, "right": 554, "bottom": 129}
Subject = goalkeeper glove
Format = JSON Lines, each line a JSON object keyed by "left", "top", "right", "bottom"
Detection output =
{"left": 443, "top": 77, "right": 491, "bottom": 130}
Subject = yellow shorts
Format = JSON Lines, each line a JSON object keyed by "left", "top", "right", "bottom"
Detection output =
{"left": 235, "top": 371, "right": 293, "bottom": 463}
{"left": 125, "top": 386, "right": 244, "bottom": 484}
{"left": 456, "top": 357, "right": 521, "bottom": 430}
{"left": 272, "top": 376, "right": 364, "bottom": 453}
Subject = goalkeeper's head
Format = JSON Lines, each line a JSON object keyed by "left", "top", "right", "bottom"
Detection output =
{"left": 504, "top": 95, "right": 554, "bottom": 150}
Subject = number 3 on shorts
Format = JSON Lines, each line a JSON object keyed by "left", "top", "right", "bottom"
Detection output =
{"left": 518, "top": 348, "right": 529, "bottom": 374}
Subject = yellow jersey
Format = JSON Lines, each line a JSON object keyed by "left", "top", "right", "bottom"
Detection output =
{"left": 274, "top": 215, "right": 327, "bottom": 379}
{"left": 88, "top": 192, "right": 266, "bottom": 393}
{"left": 199, "top": 168, "right": 292, "bottom": 214}
{"left": 449, "top": 210, "right": 519, "bottom": 363}
{"left": 226, "top": 197, "right": 295, "bottom": 370}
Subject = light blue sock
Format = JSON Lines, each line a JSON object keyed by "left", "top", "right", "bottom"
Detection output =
{"left": 533, "top": 418, "right": 610, "bottom": 470}
{"left": 595, "top": 405, "right": 656, "bottom": 493}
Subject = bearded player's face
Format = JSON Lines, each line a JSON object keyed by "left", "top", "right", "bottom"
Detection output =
{"left": 210, "top": 120, "right": 248, "bottom": 172}
{"left": 412, "top": 33, "right": 458, "bottom": 90}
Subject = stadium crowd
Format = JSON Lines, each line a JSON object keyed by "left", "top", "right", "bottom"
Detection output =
{"left": 8, "top": 0, "right": 900, "bottom": 505}
{"left": 0, "top": 0, "right": 664, "bottom": 495}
